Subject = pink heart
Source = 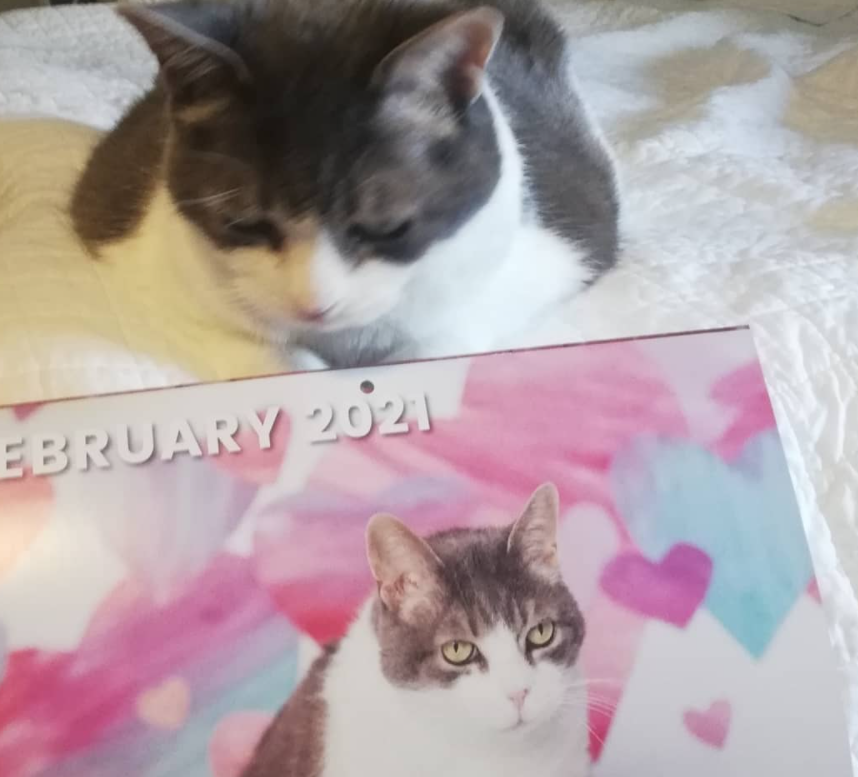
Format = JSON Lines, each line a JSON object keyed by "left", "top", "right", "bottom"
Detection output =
{"left": 684, "top": 700, "right": 732, "bottom": 749}
{"left": 600, "top": 543, "right": 712, "bottom": 627}
{"left": 136, "top": 676, "right": 191, "bottom": 731}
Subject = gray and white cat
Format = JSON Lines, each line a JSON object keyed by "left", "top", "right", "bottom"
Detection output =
{"left": 241, "top": 483, "right": 589, "bottom": 777}
{"left": 72, "top": 0, "right": 619, "bottom": 370}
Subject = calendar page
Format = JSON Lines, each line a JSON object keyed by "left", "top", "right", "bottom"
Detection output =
{"left": 0, "top": 327, "right": 851, "bottom": 777}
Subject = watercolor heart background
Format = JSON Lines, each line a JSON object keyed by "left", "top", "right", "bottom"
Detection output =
{"left": 0, "top": 471, "right": 54, "bottom": 580}
{"left": 209, "top": 408, "right": 292, "bottom": 486}
{"left": 1, "top": 334, "right": 840, "bottom": 777}
{"left": 0, "top": 554, "right": 299, "bottom": 775}
{"left": 252, "top": 476, "right": 478, "bottom": 643}
{"left": 560, "top": 502, "right": 622, "bottom": 611}
{"left": 601, "top": 543, "right": 713, "bottom": 628}
{"left": 249, "top": 340, "right": 689, "bottom": 644}
{"left": 611, "top": 431, "right": 814, "bottom": 658}
{"left": 54, "top": 457, "right": 259, "bottom": 602}
{"left": 709, "top": 362, "right": 777, "bottom": 462}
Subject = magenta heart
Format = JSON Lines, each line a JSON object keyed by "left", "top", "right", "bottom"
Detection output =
{"left": 684, "top": 700, "right": 732, "bottom": 749}
{"left": 600, "top": 543, "right": 712, "bottom": 627}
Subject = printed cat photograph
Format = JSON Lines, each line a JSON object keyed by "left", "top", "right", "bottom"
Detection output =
{"left": 0, "top": 332, "right": 849, "bottom": 777}
{"left": 241, "top": 483, "right": 590, "bottom": 777}
{"left": 70, "top": 0, "right": 620, "bottom": 370}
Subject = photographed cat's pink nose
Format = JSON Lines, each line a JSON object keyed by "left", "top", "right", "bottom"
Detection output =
{"left": 508, "top": 689, "right": 529, "bottom": 711}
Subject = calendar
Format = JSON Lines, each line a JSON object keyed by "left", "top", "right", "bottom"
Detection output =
{"left": 0, "top": 327, "right": 851, "bottom": 777}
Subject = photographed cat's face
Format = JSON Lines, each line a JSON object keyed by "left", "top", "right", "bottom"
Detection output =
{"left": 122, "top": 1, "right": 513, "bottom": 336}
{"left": 366, "top": 484, "right": 586, "bottom": 736}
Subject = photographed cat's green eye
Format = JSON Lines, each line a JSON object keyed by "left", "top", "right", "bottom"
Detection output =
{"left": 526, "top": 620, "right": 556, "bottom": 648}
{"left": 441, "top": 640, "right": 477, "bottom": 665}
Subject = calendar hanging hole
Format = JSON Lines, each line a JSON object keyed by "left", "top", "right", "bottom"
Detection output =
{"left": 360, "top": 380, "right": 375, "bottom": 394}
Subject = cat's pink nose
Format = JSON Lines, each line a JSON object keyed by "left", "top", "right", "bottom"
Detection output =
{"left": 294, "top": 304, "right": 332, "bottom": 323}
{"left": 508, "top": 689, "right": 529, "bottom": 711}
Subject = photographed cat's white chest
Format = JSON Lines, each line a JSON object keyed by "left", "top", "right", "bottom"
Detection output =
{"left": 319, "top": 608, "right": 589, "bottom": 777}
{"left": 321, "top": 731, "right": 585, "bottom": 777}
{"left": 321, "top": 695, "right": 587, "bottom": 777}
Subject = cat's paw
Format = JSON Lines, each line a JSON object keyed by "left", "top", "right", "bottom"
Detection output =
{"left": 289, "top": 347, "right": 330, "bottom": 372}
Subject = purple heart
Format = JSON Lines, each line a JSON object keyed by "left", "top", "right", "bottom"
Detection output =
{"left": 600, "top": 543, "right": 713, "bottom": 627}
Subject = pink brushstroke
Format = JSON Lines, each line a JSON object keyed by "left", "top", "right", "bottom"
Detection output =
{"left": 254, "top": 484, "right": 481, "bottom": 643}
{"left": 0, "top": 469, "right": 54, "bottom": 580}
{"left": 0, "top": 555, "right": 287, "bottom": 776}
{"left": 11, "top": 402, "right": 43, "bottom": 421}
{"left": 711, "top": 362, "right": 777, "bottom": 460}
{"left": 210, "top": 409, "right": 292, "bottom": 486}
{"left": 580, "top": 594, "right": 648, "bottom": 761}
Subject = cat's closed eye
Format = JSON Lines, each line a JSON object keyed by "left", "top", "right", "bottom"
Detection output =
{"left": 347, "top": 218, "right": 413, "bottom": 248}
{"left": 222, "top": 217, "right": 285, "bottom": 251}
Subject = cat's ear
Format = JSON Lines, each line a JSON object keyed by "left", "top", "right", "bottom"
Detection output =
{"left": 366, "top": 514, "right": 445, "bottom": 624}
{"left": 373, "top": 6, "right": 504, "bottom": 108}
{"left": 507, "top": 483, "right": 561, "bottom": 581}
{"left": 118, "top": 2, "right": 250, "bottom": 121}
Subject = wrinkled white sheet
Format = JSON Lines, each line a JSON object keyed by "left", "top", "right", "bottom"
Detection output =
{"left": 0, "top": 0, "right": 856, "bottom": 765}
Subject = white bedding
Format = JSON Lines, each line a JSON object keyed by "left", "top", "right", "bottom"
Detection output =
{"left": 0, "top": 0, "right": 857, "bottom": 764}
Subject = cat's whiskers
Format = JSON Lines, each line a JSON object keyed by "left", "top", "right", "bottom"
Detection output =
{"left": 565, "top": 677, "right": 621, "bottom": 690}
{"left": 562, "top": 694, "right": 617, "bottom": 713}
{"left": 224, "top": 214, "right": 254, "bottom": 229}
{"left": 188, "top": 149, "right": 247, "bottom": 169}
{"left": 560, "top": 689, "right": 612, "bottom": 739}
{"left": 175, "top": 188, "right": 243, "bottom": 208}
{"left": 567, "top": 687, "right": 617, "bottom": 704}
{"left": 585, "top": 701, "right": 617, "bottom": 715}
{"left": 586, "top": 721, "right": 607, "bottom": 749}
{"left": 567, "top": 690, "right": 615, "bottom": 704}
{"left": 561, "top": 681, "right": 619, "bottom": 717}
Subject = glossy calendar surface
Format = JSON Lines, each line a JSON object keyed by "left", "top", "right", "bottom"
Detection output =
{"left": 0, "top": 327, "right": 851, "bottom": 777}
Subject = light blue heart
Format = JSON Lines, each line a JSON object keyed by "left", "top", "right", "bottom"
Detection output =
{"left": 611, "top": 430, "right": 813, "bottom": 659}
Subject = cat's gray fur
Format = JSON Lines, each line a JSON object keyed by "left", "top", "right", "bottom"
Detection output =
{"left": 369, "top": 522, "right": 586, "bottom": 686}
{"left": 72, "top": 0, "right": 620, "bottom": 369}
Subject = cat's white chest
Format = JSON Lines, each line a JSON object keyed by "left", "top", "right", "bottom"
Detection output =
{"left": 395, "top": 222, "right": 592, "bottom": 360}
{"left": 320, "top": 720, "right": 586, "bottom": 777}
{"left": 382, "top": 82, "right": 594, "bottom": 361}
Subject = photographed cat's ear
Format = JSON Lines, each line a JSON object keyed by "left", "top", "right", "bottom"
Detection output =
{"left": 118, "top": 2, "right": 250, "bottom": 121}
{"left": 507, "top": 483, "right": 561, "bottom": 581}
{"left": 366, "top": 514, "right": 445, "bottom": 624}
{"left": 373, "top": 6, "right": 504, "bottom": 107}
